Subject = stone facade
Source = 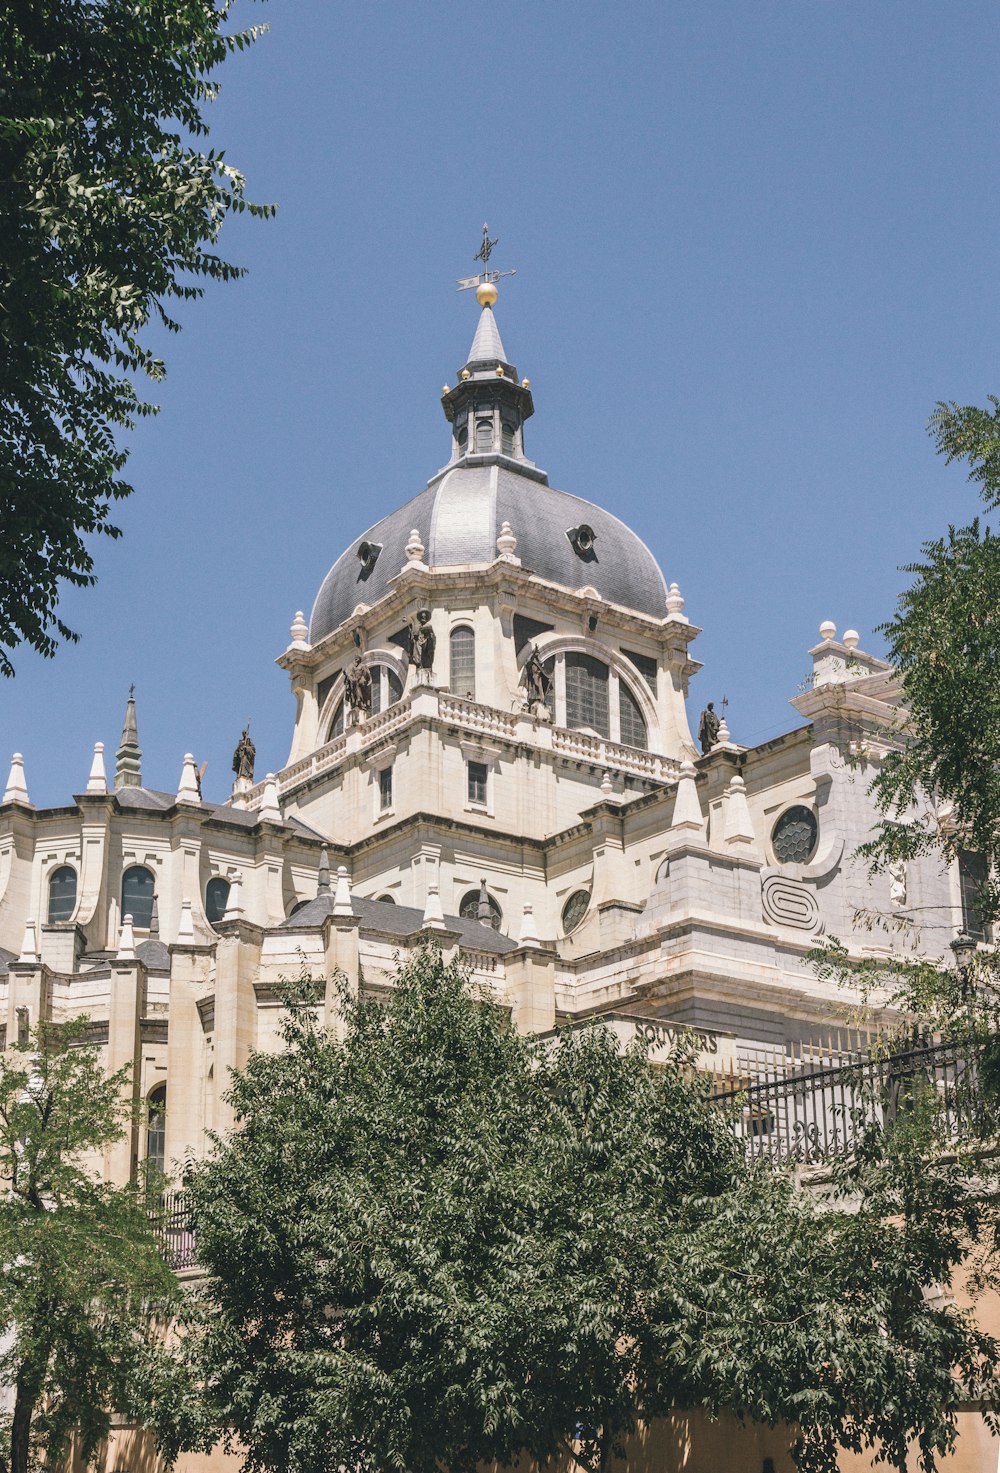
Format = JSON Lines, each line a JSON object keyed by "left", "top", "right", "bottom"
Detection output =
{"left": 0, "top": 297, "right": 978, "bottom": 1186}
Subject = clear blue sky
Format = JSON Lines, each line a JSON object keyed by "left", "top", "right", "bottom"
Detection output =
{"left": 5, "top": 1, "right": 999, "bottom": 807}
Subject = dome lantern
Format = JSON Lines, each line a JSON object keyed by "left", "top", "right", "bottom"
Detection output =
{"left": 441, "top": 288, "right": 534, "bottom": 470}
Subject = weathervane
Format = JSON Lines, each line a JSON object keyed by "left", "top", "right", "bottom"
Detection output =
{"left": 456, "top": 223, "right": 518, "bottom": 292}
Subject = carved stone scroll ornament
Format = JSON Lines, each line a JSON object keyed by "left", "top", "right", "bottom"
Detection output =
{"left": 761, "top": 874, "right": 821, "bottom": 933}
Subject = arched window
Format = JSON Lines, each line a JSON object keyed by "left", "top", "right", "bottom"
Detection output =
{"left": 565, "top": 652, "right": 610, "bottom": 738}
{"left": 369, "top": 664, "right": 404, "bottom": 716}
{"left": 205, "top": 877, "right": 231, "bottom": 926}
{"left": 501, "top": 421, "right": 515, "bottom": 456}
{"left": 327, "top": 698, "right": 345, "bottom": 742}
{"left": 146, "top": 1085, "right": 166, "bottom": 1176}
{"left": 121, "top": 865, "right": 155, "bottom": 930}
{"left": 47, "top": 865, "right": 77, "bottom": 924}
{"left": 459, "top": 888, "right": 503, "bottom": 931}
{"left": 475, "top": 418, "right": 493, "bottom": 452}
{"left": 618, "top": 680, "right": 648, "bottom": 750}
{"left": 449, "top": 626, "right": 476, "bottom": 699}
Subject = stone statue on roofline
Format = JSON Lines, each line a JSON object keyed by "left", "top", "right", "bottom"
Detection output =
{"left": 232, "top": 724, "right": 256, "bottom": 783}
{"left": 698, "top": 703, "right": 721, "bottom": 754}
{"left": 344, "top": 655, "right": 372, "bottom": 719}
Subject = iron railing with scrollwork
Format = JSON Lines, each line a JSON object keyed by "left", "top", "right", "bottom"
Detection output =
{"left": 710, "top": 1035, "right": 986, "bottom": 1166}
{"left": 147, "top": 1188, "right": 197, "bottom": 1270}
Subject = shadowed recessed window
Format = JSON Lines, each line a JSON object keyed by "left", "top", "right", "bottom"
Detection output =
{"left": 460, "top": 888, "right": 503, "bottom": 930}
{"left": 47, "top": 865, "right": 77, "bottom": 924}
{"left": 121, "top": 865, "right": 155, "bottom": 930}
{"left": 205, "top": 876, "right": 231, "bottom": 926}
{"left": 146, "top": 1084, "right": 166, "bottom": 1176}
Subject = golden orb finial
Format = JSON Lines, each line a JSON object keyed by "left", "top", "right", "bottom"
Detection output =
{"left": 476, "top": 280, "right": 498, "bottom": 308}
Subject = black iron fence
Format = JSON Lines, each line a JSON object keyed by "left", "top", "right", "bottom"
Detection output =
{"left": 146, "top": 1034, "right": 996, "bottom": 1267}
{"left": 148, "top": 1188, "right": 197, "bottom": 1270}
{"left": 710, "top": 1034, "right": 986, "bottom": 1166}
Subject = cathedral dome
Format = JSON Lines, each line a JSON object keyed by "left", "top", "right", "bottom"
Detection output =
{"left": 309, "top": 295, "right": 668, "bottom": 644}
{"left": 309, "top": 465, "right": 668, "bottom": 643}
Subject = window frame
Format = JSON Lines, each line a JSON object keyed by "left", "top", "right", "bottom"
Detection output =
{"left": 121, "top": 864, "right": 156, "bottom": 931}
{"left": 47, "top": 864, "right": 78, "bottom": 924}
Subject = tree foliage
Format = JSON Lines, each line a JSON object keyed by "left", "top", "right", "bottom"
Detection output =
{"left": 0, "top": 1019, "right": 192, "bottom": 1473}
{"left": 183, "top": 948, "right": 1000, "bottom": 1473}
{"left": 862, "top": 398, "right": 1000, "bottom": 920}
{"left": 0, "top": 0, "right": 272, "bottom": 675}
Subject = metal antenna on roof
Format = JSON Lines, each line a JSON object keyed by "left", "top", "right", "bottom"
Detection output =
{"left": 456, "top": 223, "right": 517, "bottom": 292}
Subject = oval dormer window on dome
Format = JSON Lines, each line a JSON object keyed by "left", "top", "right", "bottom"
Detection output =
{"left": 475, "top": 418, "right": 493, "bottom": 452}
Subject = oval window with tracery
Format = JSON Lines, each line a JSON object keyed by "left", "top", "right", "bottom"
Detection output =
{"left": 562, "top": 890, "right": 591, "bottom": 935}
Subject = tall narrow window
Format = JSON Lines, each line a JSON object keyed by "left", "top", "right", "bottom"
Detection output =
{"left": 565, "top": 653, "right": 610, "bottom": 738}
{"left": 468, "top": 761, "right": 488, "bottom": 806}
{"left": 475, "top": 418, "right": 493, "bottom": 452}
{"left": 328, "top": 698, "right": 345, "bottom": 741}
{"left": 47, "top": 865, "right": 77, "bottom": 923}
{"left": 618, "top": 680, "right": 648, "bottom": 750}
{"left": 146, "top": 1085, "right": 166, "bottom": 1176}
{"left": 450, "top": 626, "right": 476, "bottom": 699}
{"left": 121, "top": 865, "right": 156, "bottom": 929}
{"left": 379, "top": 766, "right": 393, "bottom": 812}
{"left": 205, "top": 877, "right": 231, "bottom": 926}
{"left": 387, "top": 668, "right": 404, "bottom": 705}
{"left": 959, "top": 851, "right": 990, "bottom": 941}
{"left": 501, "top": 421, "right": 515, "bottom": 456}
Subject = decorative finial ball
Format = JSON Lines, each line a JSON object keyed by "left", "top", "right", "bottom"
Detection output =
{"left": 460, "top": 369, "right": 471, "bottom": 381}
{"left": 476, "top": 280, "right": 498, "bottom": 307}
{"left": 819, "top": 620, "right": 836, "bottom": 642}
{"left": 521, "top": 378, "right": 530, "bottom": 389}
{"left": 843, "top": 629, "right": 860, "bottom": 652}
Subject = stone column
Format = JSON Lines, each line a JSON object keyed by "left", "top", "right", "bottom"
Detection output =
{"left": 165, "top": 939, "right": 215, "bottom": 1171}
{"left": 105, "top": 957, "right": 146, "bottom": 1186}
{"left": 211, "top": 919, "right": 264, "bottom": 1138}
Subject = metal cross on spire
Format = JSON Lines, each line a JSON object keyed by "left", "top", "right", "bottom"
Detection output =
{"left": 456, "top": 223, "right": 518, "bottom": 292}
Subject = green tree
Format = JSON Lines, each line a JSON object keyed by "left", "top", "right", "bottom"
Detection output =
{"left": 183, "top": 948, "right": 1000, "bottom": 1473}
{"left": 0, "top": 1019, "right": 192, "bottom": 1473}
{"left": 862, "top": 397, "right": 1000, "bottom": 923}
{"left": 0, "top": 0, "right": 273, "bottom": 676}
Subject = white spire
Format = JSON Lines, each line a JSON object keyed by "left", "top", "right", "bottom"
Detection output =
{"left": 517, "top": 903, "right": 540, "bottom": 949}
{"left": 466, "top": 304, "right": 508, "bottom": 367}
{"left": 177, "top": 899, "right": 195, "bottom": 941}
{"left": 223, "top": 870, "right": 245, "bottom": 922}
{"left": 258, "top": 774, "right": 281, "bottom": 824}
{"left": 333, "top": 865, "right": 354, "bottom": 918}
{"left": 723, "top": 775, "right": 758, "bottom": 850}
{"left": 18, "top": 918, "right": 40, "bottom": 964}
{"left": 422, "top": 881, "right": 446, "bottom": 931}
{"left": 177, "top": 753, "right": 201, "bottom": 804}
{"left": 3, "top": 753, "right": 29, "bottom": 805}
{"left": 671, "top": 760, "right": 706, "bottom": 834}
{"left": 116, "top": 914, "right": 136, "bottom": 961}
{"left": 86, "top": 741, "right": 108, "bottom": 794}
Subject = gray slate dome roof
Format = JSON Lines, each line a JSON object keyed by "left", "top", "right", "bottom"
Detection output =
{"left": 310, "top": 463, "right": 668, "bottom": 643}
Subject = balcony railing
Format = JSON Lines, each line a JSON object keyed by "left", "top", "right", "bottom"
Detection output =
{"left": 149, "top": 1033, "right": 994, "bottom": 1269}
{"left": 710, "top": 1034, "right": 985, "bottom": 1166}
{"left": 148, "top": 1188, "right": 197, "bottom": 1270}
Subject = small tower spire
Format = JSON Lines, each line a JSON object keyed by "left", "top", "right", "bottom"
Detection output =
{"left": 115, "top": 686, "right": 142, "bottom": 790}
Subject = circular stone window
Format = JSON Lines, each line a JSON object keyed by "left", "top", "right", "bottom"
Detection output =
{"left": 562, "top": 889, "right": 591, "bottom": 935}
{"left": 771, "top": 805, "right": 818, "bottom": 865}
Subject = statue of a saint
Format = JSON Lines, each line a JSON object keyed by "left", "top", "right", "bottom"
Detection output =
{"left": 344, "top": 655, "right": 372, "bottom": 718}
{"left": 232, "top": 724, "right": 256, "bottom": 783}
{"left": 409, "top": 609, "right": 436, "bottom": 671}
{"left": 698, "top": 702, "right": 721, "bottom": 754}
{"left": 522, "top": 645, "right": 552, "bottom": 708}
